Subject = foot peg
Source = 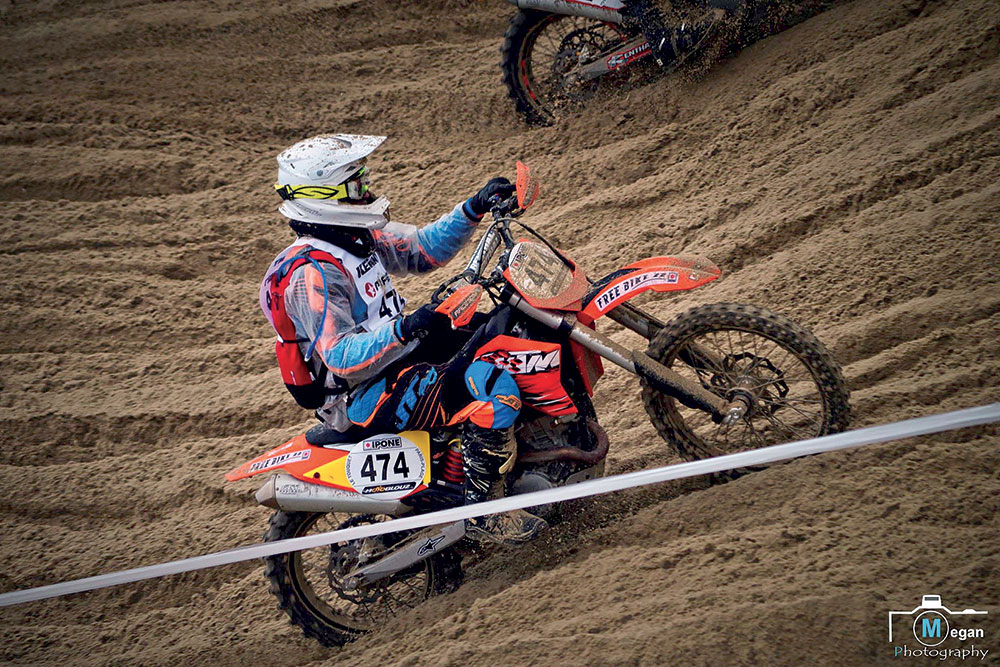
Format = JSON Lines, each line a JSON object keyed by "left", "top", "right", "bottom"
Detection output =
{"left": 465, "top": 509, "right": 548, "bottom": 545}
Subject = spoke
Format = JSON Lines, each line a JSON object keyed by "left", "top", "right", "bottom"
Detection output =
{"left": 543, "top": 32, "right": 560, "bottom": 59}
{"left": 738, "top": 374, "right": 814, "bottom": 393}
{"left": 386, "top": 584, "right": 417, "bottom": 609}
{"left": 763, "top": 412, "right": 814, "bottom": 440}
{"left": 359, "top": 598, "right": 376, "bottom": 625}
{"left": 745, "top": 418, "right": 769, "bottom": 448}
{"left": 381, "top": 589, "right": 395, "bottom": 618}
{"left": 773, "top": 341, "right": 800, "bottom": 374}
{"left": 762, "top": 396, "right": 822, "bottom": 422}
{"left": 736, "top": 416, "right": 752, "bottom": 450}
{"left": 395, "top": 575, "right": 424, "bottom": 600}
{"left": 711, "top": 416, "right": 727, "bottom": 444}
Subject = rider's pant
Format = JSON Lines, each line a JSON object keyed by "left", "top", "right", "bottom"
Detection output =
{"left": 344, "top": 355, "right": 521, "bottom": 503}
{"left": 344, "top": 354, "right": 521, "bottom": 435}
{"left": 340, "top": 314, "right": 521, "bottom": 502}
{"left": 455, "top": 361, "right": 521, "bottom": 502}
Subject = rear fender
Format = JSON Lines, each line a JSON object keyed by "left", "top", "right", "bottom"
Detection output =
{"left": 225, "top": 433, "right": 346, "bottom": 483}
{"left": 580, "top": 256, "right": 721, "bottom": 321}
{"left": 225, "top": 431, "right": 432, "bottom": 502}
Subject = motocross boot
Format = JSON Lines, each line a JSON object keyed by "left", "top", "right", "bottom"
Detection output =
{"left": 621, "top": 0, "right": 728, "bottom": 71}
{"left": 462, "top": 424, "right": 547, "bottom": 545}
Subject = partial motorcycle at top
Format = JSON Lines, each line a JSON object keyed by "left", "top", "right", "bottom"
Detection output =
{"left": 500, "top": 0, "right": 830, "bottom": 124}
{"left": 226, "top": 163, "right": 850, "bottom": 647}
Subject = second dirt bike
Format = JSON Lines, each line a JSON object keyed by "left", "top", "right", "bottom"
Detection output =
{"left": 500, "top": 0, "right": 736, "bottom": 124}
{"left": 226, "top": 163, "right": 850, "bottom": 647}
{"left": 500, "top": 0, "right": 831, "bottom": 124}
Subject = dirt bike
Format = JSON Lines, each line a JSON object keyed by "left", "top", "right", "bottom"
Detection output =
{"left": 500, "top": 0, "right": 829, "bottom": 124}
{"left": 226, "top": 163, "right": 850, "bottom": 647}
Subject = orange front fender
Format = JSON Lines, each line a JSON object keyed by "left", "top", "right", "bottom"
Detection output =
{"left": 580, "top": 255, "right": 721, "bottom": 321}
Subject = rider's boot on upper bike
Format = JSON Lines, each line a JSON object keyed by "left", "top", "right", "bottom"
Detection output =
{"left": 462, "top": 424, "right": 547, "bottom": 545}
{"left": 622, "top": 0, "right": 731, "bottom": 71}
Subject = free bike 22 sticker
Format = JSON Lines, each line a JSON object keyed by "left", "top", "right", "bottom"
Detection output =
{"left": 344, "top": 431, "right": 430, "bottom": 500}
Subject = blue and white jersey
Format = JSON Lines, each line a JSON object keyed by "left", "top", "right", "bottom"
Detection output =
{"left": 260, "top": 201, "right": 483, "bottom": 429}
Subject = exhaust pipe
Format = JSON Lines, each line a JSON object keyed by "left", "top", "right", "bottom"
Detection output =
{"left": 518, "top": 419, "right": 610, "bottom": 465}
{"left": 255, "top": 473, "right": 409, "bottom": 515}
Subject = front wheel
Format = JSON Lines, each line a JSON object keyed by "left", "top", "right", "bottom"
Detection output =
{"left": 641, "top": 303, "right": 850, "bottom": 467}
{"left": 264, "top": 511, "right": 463, "bottom": 647}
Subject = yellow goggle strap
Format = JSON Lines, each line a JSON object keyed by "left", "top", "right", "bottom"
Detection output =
{"left": 275, "top": 168, "right": 369, "bottom": 201}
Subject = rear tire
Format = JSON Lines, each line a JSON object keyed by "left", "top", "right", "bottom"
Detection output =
{"left": 641, "top": 303, "right": 850, "bottom": 471}
{"left": 501, "top": 10, "right": 557, "bottom": 126}
{"left": 264, "top": 510, "right": 463, "bottom": 647}
{"left": 500, "top": 10, "right": 630, "bottom": 125}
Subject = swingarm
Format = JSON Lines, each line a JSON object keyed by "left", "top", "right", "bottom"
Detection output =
{"left": 505, "top": 291, "right": 747, "bottom": 425}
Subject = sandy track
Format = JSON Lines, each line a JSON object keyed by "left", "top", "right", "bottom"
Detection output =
{"left": 1, "top": 0, "right": 998, "bottom": 664}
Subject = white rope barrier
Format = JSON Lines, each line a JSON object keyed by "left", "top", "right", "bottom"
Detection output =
{"left": 1, "top": 403, "right": 997, "bottom": 608}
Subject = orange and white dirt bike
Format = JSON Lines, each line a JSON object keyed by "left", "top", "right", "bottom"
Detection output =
{"left": 226, "top": 163, "right": 850, "bottom": 647}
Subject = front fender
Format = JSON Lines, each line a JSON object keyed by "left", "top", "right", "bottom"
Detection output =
{"left": 580, "top": 255, "right": 721, "bottom": 321}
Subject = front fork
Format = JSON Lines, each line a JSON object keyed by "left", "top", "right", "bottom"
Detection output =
{"left": 506, "top": 292, "right": 748, "bottom": 425}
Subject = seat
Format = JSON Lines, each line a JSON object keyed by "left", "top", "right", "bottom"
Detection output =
{"left": 304, "top": 423, "right": 370, "bottom": 446}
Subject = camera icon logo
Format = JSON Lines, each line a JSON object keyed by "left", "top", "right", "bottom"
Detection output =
{"left": 888, "top": 595, "right": 988, "bottom": 646}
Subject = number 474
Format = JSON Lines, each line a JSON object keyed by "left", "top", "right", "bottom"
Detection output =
{"left": 360, "top": 451, "right": 411, "bottom": 482}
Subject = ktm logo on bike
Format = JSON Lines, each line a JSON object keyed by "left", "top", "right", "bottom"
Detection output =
{"left": 479, "top": 349, "right": 559, "bottom": 375}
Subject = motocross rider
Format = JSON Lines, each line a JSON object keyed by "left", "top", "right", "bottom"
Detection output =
{"left": 621, "top": 0, "right": 746, "bottom": 70}
{"left": 260, "top": 134, "right": 546, "bottom": 545}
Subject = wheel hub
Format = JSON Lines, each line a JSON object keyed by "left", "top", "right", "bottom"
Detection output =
{"left": 709, "top": 352, "right": 789, "bottom": 419}
{"left": 551, "top": 27, "right": 618, "bottom": 89}
{"left": 327, "top": 541, "right": 381, "bottom": 605}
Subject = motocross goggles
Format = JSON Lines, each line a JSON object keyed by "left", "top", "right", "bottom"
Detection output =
{"left": 274, "top": 167, "right": 371, "bottom": 202}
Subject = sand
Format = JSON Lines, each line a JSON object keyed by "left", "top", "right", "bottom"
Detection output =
{"left": 1, "top": 0, "right": 998, "bottom": 664}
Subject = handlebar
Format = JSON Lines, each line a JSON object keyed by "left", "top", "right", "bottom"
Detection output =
{"left": 430, "top": 195, "right": 519, "bottom": 304}
{"left": 462, "top": 225, "right": 501, "bottom": 281}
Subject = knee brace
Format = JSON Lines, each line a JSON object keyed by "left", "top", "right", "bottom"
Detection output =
{"left": 462, "top": 360, "right": 521, "bottom": 429}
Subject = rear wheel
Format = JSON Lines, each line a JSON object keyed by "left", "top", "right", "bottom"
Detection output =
{"left": 641, "top": 303, "right": 850, "bottom": 469}
{"left": 500, "top": 10, "right": 632, "bottom": 125}
{"left": 264, "top": 511, "right": 463, "bottom": 647}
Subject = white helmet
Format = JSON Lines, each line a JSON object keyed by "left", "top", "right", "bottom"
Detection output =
{"left": 275, "top": 134, "right": 391, "bottom": 230}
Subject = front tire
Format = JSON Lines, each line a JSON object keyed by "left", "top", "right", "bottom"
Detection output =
{"left": 641, "top": 303, "right": 850, "bottom": 467}
{"left": 264, "top": 510, "right": 463, "bottom": 647}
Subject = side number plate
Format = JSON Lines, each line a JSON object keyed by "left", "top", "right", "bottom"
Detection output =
{"left": 344, "top": 433, "right": 428, "bottom": 499}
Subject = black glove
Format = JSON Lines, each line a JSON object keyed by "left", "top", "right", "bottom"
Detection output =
{"left": 466, "top": 177, "right": 516, "bottom": 217}
{"left": 396, "top": 304, "right": 447, "bottom": 343}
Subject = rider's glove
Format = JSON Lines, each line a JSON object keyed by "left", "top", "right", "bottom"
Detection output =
{"left": 464, "top": 177, "right": 516, "bottom": 219}
{"left": 395, "top": 304, "right": 447, "bottom": 343}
